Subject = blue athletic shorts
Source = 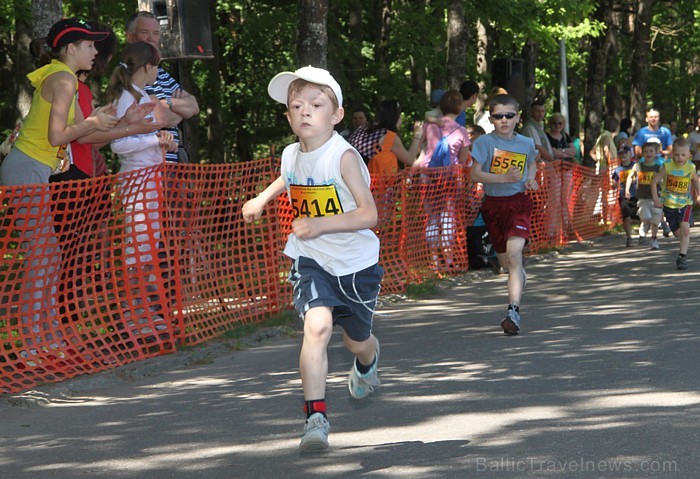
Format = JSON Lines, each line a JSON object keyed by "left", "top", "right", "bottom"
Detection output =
{"left": 289, "top": 256, "right": 383, "bottom": 342}
{"left": 663, "top": 205, "right": 692, "bottom": 233}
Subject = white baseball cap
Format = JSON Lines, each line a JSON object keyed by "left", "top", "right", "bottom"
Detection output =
{"left": 643, "top": 137, "right": 662, "bottom": 146}
{"left": 267, "top": 66, "right": 343, "bottom": 106}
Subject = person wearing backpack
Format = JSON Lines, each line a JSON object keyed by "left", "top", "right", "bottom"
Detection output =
{"left": 470, "top": 94, "right": 539, "bottom": 335}
{"left": 418, "top": 90, "right": 471, "bottom": 168}
{"left": 419, "top": 90, "right": 471, "bottom": 268}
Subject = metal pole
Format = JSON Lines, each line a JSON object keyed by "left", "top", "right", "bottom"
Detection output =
{"left": 559, "top": 38, "right": 569, "bottom": 134}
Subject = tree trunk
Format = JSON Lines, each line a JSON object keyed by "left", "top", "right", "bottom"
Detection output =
{"left": 446, "top": 0, "right": 467, "bottom": 90}
{"left": 629, "top": 0, "right": 654, "bottom": 132}
{"left": 12, "top": 0, "right": 34, "bottom": 120}
{"left": 14, "top": 0, "right": 60, "bottom": 119}
{"left": 474, "top": 18, "right": 493, "bottom": 116}
{"left": 297, "top": 0, "right": 328, "bottom": 68}
{"left": 31, "top": 0, "right": 60, "bottom": 38}
{"left": 410, "top": 0, "right": 428, "bottom": 100}
{"left": 583, "top": 0, "right": 614, "bottom": 165}
{"left": 375, "top": 0, "right": 392, "bottom": 88}
{"left": 343, "top": 8, "right": 363, "bottom": 108}
{"left": 567, "top": 59, "right": 582, "bottom": 139}
{"left": 604, "top": 6, "right": 621, "bottom": 122}
{"left": 521, "top": 39, "right": 538, "bottom": 117}
{"left": 206, "top": 0, "right": 225, "bottom": 163}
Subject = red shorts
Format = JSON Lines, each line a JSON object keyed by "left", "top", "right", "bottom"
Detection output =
{"left": 481, "top": 193, "right": 533, "bottom": 254}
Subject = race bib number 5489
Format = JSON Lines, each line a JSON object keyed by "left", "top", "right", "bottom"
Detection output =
{"left": 489, "top": 148, "right": 526, "bottom": 175}
{"left": 289, "top": 184, "right": 344, "bottom": 218}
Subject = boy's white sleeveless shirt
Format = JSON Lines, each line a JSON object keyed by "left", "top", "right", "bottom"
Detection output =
{"left": 281, "top": 131, "right": 380, "bottom": 276}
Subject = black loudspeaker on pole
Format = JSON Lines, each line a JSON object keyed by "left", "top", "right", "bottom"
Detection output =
{"left": 143, "top": 0, "right": 214, "bottom": 60}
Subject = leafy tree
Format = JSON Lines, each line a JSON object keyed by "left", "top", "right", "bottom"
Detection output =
{"left": 1, "top": 0, "right": 697, "bottom": 163}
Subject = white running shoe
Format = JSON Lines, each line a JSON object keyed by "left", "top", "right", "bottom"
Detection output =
{"left": 300, "top": 413, "right": 330, "bottom": 451}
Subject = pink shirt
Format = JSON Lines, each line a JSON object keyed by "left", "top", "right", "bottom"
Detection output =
{"left": 419, "top": 117, "right": 470, "bottom": 168}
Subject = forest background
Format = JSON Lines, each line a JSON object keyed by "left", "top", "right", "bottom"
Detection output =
{"left": 0, "top": 0, "right": 698, "bottom": 167}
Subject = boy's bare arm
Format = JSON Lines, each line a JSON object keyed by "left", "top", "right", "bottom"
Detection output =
{"left": 291, "top": 151, "right": 377, "bottom": 240}
{"left": 242, "top": 176, "right": 286, "bottom": 223}
{"left": 625, "top": 168, "right": 636, "bottom": 198}
{"left": 524, "top": 162, "right": 539, "bottom": 191}
{"left": 693, "top": 171, "right": 700, "bottom": 205}
{"left": 651, "top": 166, "right": 665, "bottom": 208}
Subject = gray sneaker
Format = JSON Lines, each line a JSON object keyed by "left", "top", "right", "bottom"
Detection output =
{"left": 501, "top": 308, "right": 521, "bottom": 335}
{"left": 676, "top": 255, "right": 688, "bottom": 271}
{"left": 300, "top": 413, "right": 330, "bottom": 451}
{"left": 348, "top": 339, "right": 380, "bottom": 399}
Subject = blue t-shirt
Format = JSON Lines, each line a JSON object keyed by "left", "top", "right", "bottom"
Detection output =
{"left": 455, "top": 110, "right": 466, "bottom": 127}
{"left": 471, "top": 132, "right": 537, "bottom": 197}
{"left": 632, "top": 126, "right": 673, "bottom": 166}
{"left": 632, "top": 126, "right": 673, "bottom": 149}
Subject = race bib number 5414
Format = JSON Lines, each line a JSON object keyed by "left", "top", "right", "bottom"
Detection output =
{"left": 289, "top": 184, "right": 344, "bottom": 218}
{"left": 489, "top": 148, "right": 526, "bottom": 175}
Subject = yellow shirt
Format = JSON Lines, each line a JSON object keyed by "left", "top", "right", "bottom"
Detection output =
{"left": 15, "top": 60, "right": 76, "bottom": 169}
{"left": 661, "top": 159, "right": 696, "bottom": 209}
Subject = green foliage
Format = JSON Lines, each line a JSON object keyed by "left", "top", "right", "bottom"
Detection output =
{"left": 2, "top": 0, "right": 699, "bottom": 162}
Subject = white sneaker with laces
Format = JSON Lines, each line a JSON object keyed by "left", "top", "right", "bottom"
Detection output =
{"left": 650, "top": 239, "right": 660, "bottom": 250}
{"left": 300, "top": 413, "right": 330, "bottom": 451}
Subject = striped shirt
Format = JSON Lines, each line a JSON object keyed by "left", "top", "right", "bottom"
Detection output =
{"left": 145, "top": 67, "right": 181, "bottom": 163}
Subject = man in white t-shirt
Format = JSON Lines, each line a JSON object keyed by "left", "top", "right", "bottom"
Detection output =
{"left": 520, "top": 100, "right": 554, "bottom": 162}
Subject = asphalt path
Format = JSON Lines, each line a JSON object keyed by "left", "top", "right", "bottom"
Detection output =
{"left": 1, "top": 232, "right": 699, "bottom": 479}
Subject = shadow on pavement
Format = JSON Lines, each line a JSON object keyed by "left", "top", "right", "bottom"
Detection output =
{"left": 1, "top": 233, "right": 698, "bottom": 478}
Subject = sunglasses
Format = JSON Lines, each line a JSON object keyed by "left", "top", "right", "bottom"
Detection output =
{"left": 551, "top": 121, "right": 563, "bottom": 125}
{"left": 492, "top": 112, "right": 517, "bottom": 120}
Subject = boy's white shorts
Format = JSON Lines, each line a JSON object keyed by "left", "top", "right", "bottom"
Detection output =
{"left": 637, "top": 198, "right": 663, "bottom": 224}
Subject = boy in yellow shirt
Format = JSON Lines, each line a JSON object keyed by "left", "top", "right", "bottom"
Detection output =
{"left": 651, "top": 137, "right": 700, "bottom": 270}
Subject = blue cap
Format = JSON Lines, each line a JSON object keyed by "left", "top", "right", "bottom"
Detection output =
{"left": 430, "top": 89, "right": 445, "bottom": 104}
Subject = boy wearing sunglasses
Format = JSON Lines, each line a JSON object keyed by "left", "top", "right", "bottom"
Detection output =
{"left": 469, "top": 94, "right": 539, "bottom": 335}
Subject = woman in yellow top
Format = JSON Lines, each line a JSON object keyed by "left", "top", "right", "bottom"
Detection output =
{"left": 0, "top": 19, "right": 119, "bottom": 367}
{"left": 0, "top": 18, "right": 118, "bottom": 186}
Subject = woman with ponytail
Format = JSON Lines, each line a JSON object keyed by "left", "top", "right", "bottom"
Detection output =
{"left": 107, "top": 41, "right": 177, "bottom": 330}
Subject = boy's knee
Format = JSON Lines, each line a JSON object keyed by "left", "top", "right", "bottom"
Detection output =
{"left": 304, "top": 312, "right": 333, "bottom": 340}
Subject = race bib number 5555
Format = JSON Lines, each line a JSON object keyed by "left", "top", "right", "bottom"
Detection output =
{"left": 489, "top": 148, "right": 526, "bottom": 175}
{"left": 289, "top": 184, "right": 344, "bottom": 218}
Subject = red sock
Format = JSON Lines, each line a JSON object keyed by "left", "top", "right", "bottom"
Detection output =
{"left": 304, "top": 399, "right": 327, "bottom": 418}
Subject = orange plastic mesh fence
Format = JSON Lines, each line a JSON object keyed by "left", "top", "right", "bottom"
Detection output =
{"left": 0, "top": 158, "right": 619, "bottom": 393}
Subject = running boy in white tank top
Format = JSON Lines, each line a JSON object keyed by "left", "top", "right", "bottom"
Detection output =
{"left": 242, "top": 66, "right": 382, "bottom": 451}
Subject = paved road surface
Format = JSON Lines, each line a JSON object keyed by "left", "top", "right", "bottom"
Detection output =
{"left": 1, "top": 233, "right": 699, "bottom": 478}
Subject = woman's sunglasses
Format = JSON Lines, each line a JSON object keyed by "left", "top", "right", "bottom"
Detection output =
{"left": 492, "top": 112, "right": 517, "bottom": 120}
